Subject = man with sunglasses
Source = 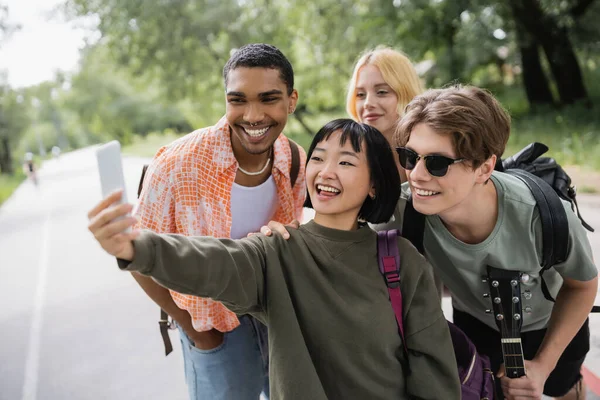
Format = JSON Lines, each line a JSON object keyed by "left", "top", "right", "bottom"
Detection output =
{"left": 391, "top": 85, "right": 597, "bottom": 400}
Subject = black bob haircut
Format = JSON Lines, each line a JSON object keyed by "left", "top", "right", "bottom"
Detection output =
{"left": 304, "top": 119, "right": 401, "bottom": 224}
{"left": 223, "top": 43, "right": 295, "bottom": 95}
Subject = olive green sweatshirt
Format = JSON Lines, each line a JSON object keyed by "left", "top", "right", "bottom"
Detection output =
{"left": 120, "top": 220, "right": 460, "bottom": 400}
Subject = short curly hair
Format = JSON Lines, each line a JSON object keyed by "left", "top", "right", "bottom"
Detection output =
{"left": 223, "top": 43, "right": 294, "bottom": 95}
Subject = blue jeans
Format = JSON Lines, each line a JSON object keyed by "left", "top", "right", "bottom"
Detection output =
{"left": 178, "top": 315, "right": 269, "bottom": 400}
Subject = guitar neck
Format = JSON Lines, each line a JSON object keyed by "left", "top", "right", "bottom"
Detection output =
{"left": 501, "top": 338, "right": 526, "bottom": 378}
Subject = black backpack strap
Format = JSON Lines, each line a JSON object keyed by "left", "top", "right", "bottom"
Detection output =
{"left": 506, "top": 170, "right": 569, "bottom": 303}
{"left": 137, "top": 164, "right": 175, "bottom": 355}
{"left": 402, "top": 196, "right": 426, "bottom": 255}
{"left": 568, "top": 189, "right": 595, "bottom": 232}
{"left": 289, "top": 138, "right": 300, "bottom": 188}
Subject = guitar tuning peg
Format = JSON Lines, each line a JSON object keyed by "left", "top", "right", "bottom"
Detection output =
{"left": 483, "top": 293, "right": 490, "bottom": 298}
{"left": 492, "top": 280, "right": 499, "bottom": 288}
{"left": 521, "top": 273, "right": 530, "bottom": 284}
{"left": 485, "top": 309, "right": 492, "bottom": 314}
{"left": 523, "top": 290, "right": 532, "bottom": 300}
{"left": 481, "top": 278, "right": 488, "bottom": 283}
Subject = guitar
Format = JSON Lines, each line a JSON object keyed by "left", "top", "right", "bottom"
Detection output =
{"left": 485, "top": 265, "right": 526, "bottom": 378}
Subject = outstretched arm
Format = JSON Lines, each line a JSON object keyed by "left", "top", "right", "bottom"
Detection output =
{"left": 88, "top": 191, "right": 267, "bottom": 315}
{"left": 121, "top": 231, "right": 267, "bottom": 314}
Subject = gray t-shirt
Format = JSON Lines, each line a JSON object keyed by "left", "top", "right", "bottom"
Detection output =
{"left": 377, "top": 171, "right": 597, "bottom": 331}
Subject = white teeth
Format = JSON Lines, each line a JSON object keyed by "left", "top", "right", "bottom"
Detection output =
{"left": 245, "top": 127, "right": 269, "bottom": 137}
{"left": 317, "top": 184, "right": 340, "bottom": 193}
{"left": 415, "top": 188, "right": 439, "bottom": 196}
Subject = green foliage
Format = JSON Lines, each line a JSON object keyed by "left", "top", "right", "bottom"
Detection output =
{"left": 63, "top": 45, "right": 192, "bottom": 146}
{"left": 3, "top": 0, "right": 600, "bottom": 175}
{"left": 0, "top": 167, "right": 24, "bottom": 205}
{"left": 0, "top": 85, "right": 30, "bottom": 143}
{"left": 507, "top": 103, "right": 600, "bottom": 170}
{"left": 59, "top": 0, "right": 600, "bottom": 107}
{"left": 122, "top": 130, "right": 182, "bottom": 158}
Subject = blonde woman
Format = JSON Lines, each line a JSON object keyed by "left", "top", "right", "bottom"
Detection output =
{"left": 347, "top": 48, "right": 423, "bottom": 181}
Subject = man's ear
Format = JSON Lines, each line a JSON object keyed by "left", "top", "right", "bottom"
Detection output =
{"left": 476, "top": 155, "right": 497, "bottom": 184}
{"left": 289, "top": 89, "right": 299, "bottom": 114}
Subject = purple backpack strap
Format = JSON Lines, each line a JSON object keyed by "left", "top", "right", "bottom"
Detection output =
{"left": 376, "top": 230, "right": 408, "bottom": 355}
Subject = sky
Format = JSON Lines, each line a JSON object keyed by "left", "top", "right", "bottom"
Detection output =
{"left": 0, "top": 0, "right": 91, "bottom": 88}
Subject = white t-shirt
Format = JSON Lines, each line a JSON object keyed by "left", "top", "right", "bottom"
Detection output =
{"left": 230, "top": 176, "right": 278, "bottom": 239}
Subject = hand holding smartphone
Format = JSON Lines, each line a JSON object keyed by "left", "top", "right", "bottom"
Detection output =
{"left": 96, "top": 140, "right": 131, "bottom": 233}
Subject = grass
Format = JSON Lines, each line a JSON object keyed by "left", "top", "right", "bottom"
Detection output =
{"left": 500, "top": 95, "right": 600, "bottom": 192}
{"left": 579, "top": 185, "right": 598, "bottom": 194}
{"left": 506, "top": 110, "right": 600, "bottom": 170}
{"left": 493, "top": 82, "right": 600, "bottom": 171}
{"left": 122, "top": 131, "right": 183, "bottom": 158}
{"left": 0, "top": 170, "right": 25, "bottom": 206}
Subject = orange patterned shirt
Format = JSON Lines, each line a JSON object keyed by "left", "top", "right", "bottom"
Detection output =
{"left": 135, "top": 116, "right": 306, "bottom": 332}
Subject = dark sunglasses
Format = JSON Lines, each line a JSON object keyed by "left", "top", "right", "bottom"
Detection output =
{"left": 395, "top": 147, "right": 465, "bottom": 177}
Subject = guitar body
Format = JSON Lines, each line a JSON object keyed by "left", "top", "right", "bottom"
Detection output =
{"left": 486, "top": 266, "right": 526, "bottom": 378}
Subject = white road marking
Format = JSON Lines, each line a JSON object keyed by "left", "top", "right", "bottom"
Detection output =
{"left": 21, "top": 211, "right": 51, "bottom": 400}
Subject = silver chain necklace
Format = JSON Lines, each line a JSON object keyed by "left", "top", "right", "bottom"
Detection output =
{"left": 237, "top": 157, "right": 271, "bottom": 176}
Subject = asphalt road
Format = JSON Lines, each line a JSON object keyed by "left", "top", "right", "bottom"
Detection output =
{"left": 0, "top": 146, "right": 598, "bottom": 400}
{"left": 0, "top": 149, "right": 187, "bottom": 400}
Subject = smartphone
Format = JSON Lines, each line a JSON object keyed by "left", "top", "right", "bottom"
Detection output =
{"left": 96, "top": 140, "right": 131, "bottom": 232}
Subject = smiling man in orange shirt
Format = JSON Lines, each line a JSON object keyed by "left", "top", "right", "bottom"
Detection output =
{"left": 133, "top": 44, "right": 306, "bottom": 400}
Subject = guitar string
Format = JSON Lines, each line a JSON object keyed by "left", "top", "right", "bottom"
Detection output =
{"left": 512, "top": 284, "right": 524, "bottom": 377}
{"left": 509, "top": 285, "right": 520, "bottom": 377}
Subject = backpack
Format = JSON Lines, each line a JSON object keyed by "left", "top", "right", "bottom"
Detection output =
{"left": 377, "top": 230, "right": 495, "bottom": 400}
{"left": 402, "top": 142, "right": 599, "bottom": 313}
{"left": 137, "top": 138, "right": 302, "bottom": 356}
{"left": 498, "top": 142, "right": 593, "bottom": 232}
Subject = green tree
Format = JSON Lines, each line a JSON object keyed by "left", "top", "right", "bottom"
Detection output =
{"left": 63, "top": 0, "right": 598, "bottom": 116}
{"left": 63, "top": 44, "right": 191, "bottom": 145}
{"left": 508, "top": 0, "right": 597, "bottom": 106}
{"left": 0, "top": 4, "right": 27, "bottom": 174}
{"left": 0, "top": 82, "right": 31, "bottom": 174}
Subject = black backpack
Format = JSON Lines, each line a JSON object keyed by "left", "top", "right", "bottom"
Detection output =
{"left": 402, "top": 142, "right": 599, "bottom": 313}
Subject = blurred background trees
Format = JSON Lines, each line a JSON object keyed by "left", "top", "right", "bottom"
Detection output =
{"left": 1, "top": 0, "right": 600, "bottom": 174}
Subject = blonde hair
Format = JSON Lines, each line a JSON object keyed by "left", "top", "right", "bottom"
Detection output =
{"left": 346, "top": 47, "right": 424, "bottom": 121}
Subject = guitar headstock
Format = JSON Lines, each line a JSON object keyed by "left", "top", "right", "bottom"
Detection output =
{"left": 484, "top": 266, "right": 523, "bottom": 339}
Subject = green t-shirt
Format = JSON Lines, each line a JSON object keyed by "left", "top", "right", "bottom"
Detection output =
{"left": 378, "top": 171, "right": 597, "bottom": 331}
